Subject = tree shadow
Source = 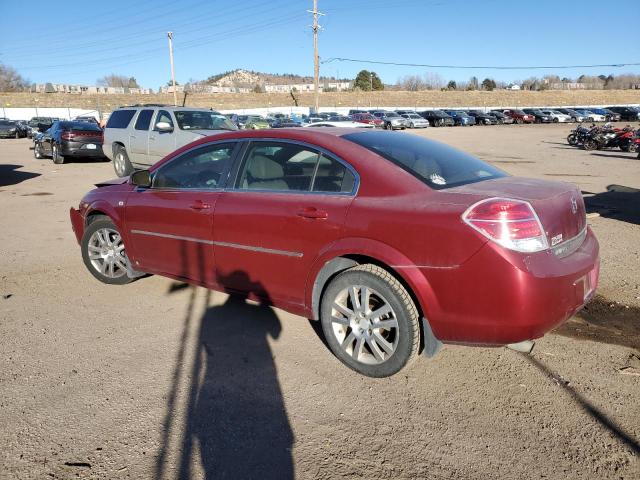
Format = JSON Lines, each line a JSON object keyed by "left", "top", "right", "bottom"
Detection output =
{"left": 155, "top": 239, "right": 293, "bottom": 479}
{"left": 582, "top": 184, "right": 640, "bottom": 225}
{"left": 519, "top": 352, "right": 640, "bottom": 455}
{"left": 0, "top": 164, "right": 40, "bottom": 187}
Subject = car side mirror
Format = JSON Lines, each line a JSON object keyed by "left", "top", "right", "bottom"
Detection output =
{"left": 155, "top": 121, "right": 173, "bottom": 132}
{"left": 131, "top": 169, "right": 151, "bottom": 187}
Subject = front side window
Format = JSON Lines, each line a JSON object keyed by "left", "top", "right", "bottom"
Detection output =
{"left": 237, "top": 142, "right": 355, "bottom": 194}
{"left": 134, "top": 110, "right": 154, "bottom": 131}
{"left": 344, "top": 131, "right": 505, "bottom": 190}
{"left": 174, "top": 111, "right": 237, "bottom": 131}
{"left": 154, "top": 110, "right": 174, "bottom": 130}
{"left": 153, "top": 142, "right": 236, "bottom": 189}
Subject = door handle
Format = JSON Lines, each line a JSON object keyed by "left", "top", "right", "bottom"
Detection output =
{"left": 297, "top": 207, "right": 328, "bottom": 219}
{"left": 189, "top": 201, "right": 211, "bottom": 211}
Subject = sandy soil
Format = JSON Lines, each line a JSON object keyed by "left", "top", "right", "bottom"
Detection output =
{"left": 0, "top": 125, "right": 638, "bottom": 479}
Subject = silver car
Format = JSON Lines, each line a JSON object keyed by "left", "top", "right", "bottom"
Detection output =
{"left": 399, "top": 113, "right": 429, "bottom": 129}
{"left": 104, "top": 106, "right": 237, "bottom": 177}
{"left": 372, "top": 111, "right": 408, "bottom": 130}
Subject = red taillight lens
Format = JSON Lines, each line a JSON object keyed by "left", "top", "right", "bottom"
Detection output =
{"left": 61, "top": 131, "right": 73, "bottom": 140}
{"left": 463, "top": 198, "right": 548, "bottom": 252}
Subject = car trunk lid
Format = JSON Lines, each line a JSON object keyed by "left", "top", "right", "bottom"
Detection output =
{"left": 451, "top": 176, "right": 586, "bottom": 247}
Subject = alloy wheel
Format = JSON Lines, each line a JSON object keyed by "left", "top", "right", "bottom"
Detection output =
{"left": 114, "top": 152, "right": 126, "bottom": 177}
{"left": 87, "top": 228, "right": 128, "bottom": 279}
{"left": 329, "top": 285, "right": 399, "bottom": 365}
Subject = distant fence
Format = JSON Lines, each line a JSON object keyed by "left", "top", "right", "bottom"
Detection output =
{"left": 1, "top": 104, "right": 639, "bottom": 120}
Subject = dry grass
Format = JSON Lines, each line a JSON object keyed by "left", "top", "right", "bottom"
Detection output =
{"left": 1, "top": 90, "right": 638, "bottom": 112}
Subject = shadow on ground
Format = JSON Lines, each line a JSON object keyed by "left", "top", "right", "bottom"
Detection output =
{"left": 520, "top": 352, "right": 640, "bottom": 455}
{"left": 154, "top": 243, "right": 294, "bottom": 480}
{"left": 0, "top": 164, "right": 40, "bottom": 187}
{"left": 582, "top": 184, "right": 640, "bottom": 225}
{"left": 554, "top": 295, "right": 640, "bottom": 351}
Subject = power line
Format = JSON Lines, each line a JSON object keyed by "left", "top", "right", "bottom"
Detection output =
{"left": 321, "top": 57, "right": 640, "bottom": 70}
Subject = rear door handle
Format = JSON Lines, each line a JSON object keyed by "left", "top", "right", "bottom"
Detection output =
{"left": 189, "top": 201, "right": 211, "bottom": 211}
{"left": 297, "top": 207, "right": 328, "bottom": 219}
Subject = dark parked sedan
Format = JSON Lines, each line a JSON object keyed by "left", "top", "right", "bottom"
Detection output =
{"left": 523, "top": 109, "right": 553, "bottom": 123}
{"left": 444, "top": 110, "right": 476, "bottom": 126}
{"left": 34, "top": 120, "right": 105, "bottom": 164}
{"left": 418, "top": 110, "right": 455, "bottom": 127}
{"left": 0, "top": 120, "right": 23, "bottom": 138}
{"left": 489, "top": 111, "right": 515, "bottom": 124}
{"left": 69, "top": 128, "right": 599, "bottom": 377}
{"left": 466, "top": 110, "right": 498, "bottom": 125}
{"left": 606, "top": 106, "right": 640, "bottom": 122}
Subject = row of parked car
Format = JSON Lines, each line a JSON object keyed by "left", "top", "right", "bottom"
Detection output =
{"left": 221, "top": 106, "right": 640, "bottom": 131}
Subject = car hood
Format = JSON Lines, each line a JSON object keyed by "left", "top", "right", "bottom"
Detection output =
{"left": 0, "top": 125, "right": 16, "bottom": 131}
{"left": 95, "top": 177, "right": 130, "bottom": 188}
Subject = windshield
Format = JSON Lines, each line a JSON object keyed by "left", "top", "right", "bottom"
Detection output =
{"left": 408, "top": 114, "right": 421, "bottom": 119}
{"left": 343, "top": 131, "right": 505, "bottom": 190}
{"left": 0, "top": 120, "right": 15, "bottom": 126}
{"left": 384, "top": 112, "right": 400, "bottom": 118}
{"left": 512, "top": 110, "right": 526, "bottom": 115}
{"left": 60, "top": 121, "right": 102, "bottom": 131}
{"left": 174, "top": 111, "right": 238, "bottom": 131}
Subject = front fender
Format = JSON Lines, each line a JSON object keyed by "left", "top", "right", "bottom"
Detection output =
{"left": 305, "top": 237, "right": 441, "bottom": 322}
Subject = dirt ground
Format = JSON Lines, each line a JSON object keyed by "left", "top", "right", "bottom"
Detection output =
{"left": 0, "top": 124, "right": 639, "bottom": 480}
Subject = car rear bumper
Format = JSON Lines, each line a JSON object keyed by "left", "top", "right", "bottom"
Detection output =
{"left": 69, "top": 207, "right": 84, "bottom": 244}
{"left": 60, "top": 141, "right": 105, "bottom": 157}
{"left": 421, "top": 227, "right": 599, "bottom": 345}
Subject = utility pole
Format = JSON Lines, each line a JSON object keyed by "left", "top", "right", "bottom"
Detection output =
{"left": 308, "top": 0, "right": 324, "bottom": 114}
{"left": 167, "top": 31, "right": 177, "bottom": 106}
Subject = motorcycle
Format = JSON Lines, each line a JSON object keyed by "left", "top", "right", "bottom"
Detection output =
{"left": 583, "top": 124, "right": 639, "bottom": 152}
{"left": 567, "top": 124, "right": 597, "bottom": 146}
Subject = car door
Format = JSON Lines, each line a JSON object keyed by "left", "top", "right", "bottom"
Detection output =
{"left": 212, "top": 140, "right": 357, "bottom": 306}
{"left": 40, "top": 126, "right": 54, "bottom": 155}
{"left": 147, "top": 109, "right": 177, "bottom": 166}
{"left": 124, "top": 141, "right": 239, "bottom": 284}
{"left": 129, "top": 109, "right": 154, "bottom": 164}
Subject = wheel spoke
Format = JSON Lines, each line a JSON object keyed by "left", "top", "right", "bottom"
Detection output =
{"left": 349, "top": 286, "right": 361, "bottom": 312}
{"left": 360, "top": 286, "right": 371, "bottom": 314}
{"left": 88, "top": 253, "right": 102, "bottom": 260}
{"left": 352, "top": 337, "right": 365, "bottom": 360}
{"left": 366, "top": 337, "right": 385, "bottom": 362}
{"left": 333, "top": 301, "right": 353, "bottom": 318}
{"left": 114, "top": 258, "right": 128, "bottom": 271}
{"left": 99, "top": 260, "right": 107, "bottom": 274}
{"left": 331, "top": 315, "right": 349, "bottom": 326}
{"left": 367, "top": 303, "right": 392, "bottom": 321}
{"left": 88, "top": 245, "right": 101, "bottom": 253}
{"left": 107, "top": 260, "right": 115, "bottom": 277}
{"left": 372, "top": 331, "right": 394, "bottom": 355}
{"left": 341, "top": 331, "right": 356, "bottom": 350}
{"left": 372, "top": 318, "right": 398, "bottom": 330}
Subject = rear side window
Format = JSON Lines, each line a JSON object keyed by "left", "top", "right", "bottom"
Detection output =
{"left": 236, "top": 142, "right": 355, "bottom": 194}
{"left": 106, "top": 110, "right": 136, "bottom": 129}
{"left": 134, "top": 110, "right": 154, "bottom": 131}
{"left": 344, "top": 131, "right": 505, "bottom": 190}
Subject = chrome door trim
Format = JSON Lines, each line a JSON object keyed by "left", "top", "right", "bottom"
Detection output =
{"left": 130, "top": 230, "right": 303, "bottom": 258}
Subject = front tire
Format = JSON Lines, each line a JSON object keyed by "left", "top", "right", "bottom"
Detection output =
{"left": 52, "top": 143, "right": 64, "bottom": 164}
{"left": 320, "top": 264, "right": 420, "bottom": 377}
{"left": 113, "top": 145, "right": 133, "bottom": 177}
{"left": 567, "top": 133, "right": 578, "bottom": 146}
{"left": 385, "top": 122, "right": 393, "bottom": 131}
{"left": 583, "top": 139, "right": 598, "bottom": 151}
{"left": 81, "top": 217, "right": 133, "bottom": 285}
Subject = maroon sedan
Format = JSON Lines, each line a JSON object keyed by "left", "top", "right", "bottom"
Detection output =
{"left": 502, "top": 109, "right": 536, "bottom": 124}
{"left": 70, "top": 129, "right": 599, "bottom": 377}
{"left": 350, "top": 113, "right": 384, "bottom": 128}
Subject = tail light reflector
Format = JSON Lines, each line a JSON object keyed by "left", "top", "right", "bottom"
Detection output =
{"left": 61, "top": 131, "right": 74, "bottom": 140}
{"left": 462, "top": 198, "right": 548, "bottom": 253}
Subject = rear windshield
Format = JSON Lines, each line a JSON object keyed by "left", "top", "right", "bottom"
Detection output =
{"left": 174, "top": 111, "right": 237, "bottom": 131}
{"left": 343, "top": 131, "right": 506, "bottom": 190}
{"left": 59, "top": 121, "right": 102, "bottom": 131}
{"left": 0, "top": 120, "right": 15, "bottom": 126}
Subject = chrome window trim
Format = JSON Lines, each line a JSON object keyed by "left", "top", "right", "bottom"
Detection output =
{"left": 130, "top": 229, "right": 303, "bottom": 258}
{"left": 229, "top": 138, "right": 360, "bottom": 197}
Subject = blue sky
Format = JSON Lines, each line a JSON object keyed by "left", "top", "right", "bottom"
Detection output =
{"left": 1, "top": 0, "right": 638, "bottom": 89}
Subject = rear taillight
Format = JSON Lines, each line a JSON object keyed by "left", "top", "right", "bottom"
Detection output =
{"left": 462, "top": 198, "right": 548, "bottom": 253}
{"left": 61, "top": 131, "right": 74, "bottom": 140}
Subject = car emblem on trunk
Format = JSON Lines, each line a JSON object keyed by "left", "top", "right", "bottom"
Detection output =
{"left": 571, "top": 197, "right": 578, "bottom": 214}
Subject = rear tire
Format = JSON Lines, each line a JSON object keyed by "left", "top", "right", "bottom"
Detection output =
{"left": 320, "top": 264, "right": 420, "bottom": 377}
{"left": 81, "top": 217, "right": 133, "bottom": 285}
{"left": 583, "top": 139, "right": 598, "bottom": 151}
{"left": 52, "top": 143, "right": 64, "bottom": 164}
{"left": 516, "top": 118, "right": 523, "bottom": 124}
{"left": 33, "top": 142, "right": 44, "bottom": 159}
{"left": 113, "top": 145, "right": 133, "bottom": 177}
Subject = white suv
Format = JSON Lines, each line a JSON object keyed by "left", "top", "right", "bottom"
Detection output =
{"left": 103, "top": 105, "right": 237, "bottom": 177}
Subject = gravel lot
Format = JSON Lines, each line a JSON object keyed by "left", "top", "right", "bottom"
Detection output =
{"left": 1, "top": 124, "right": 639, "bottom": 479}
